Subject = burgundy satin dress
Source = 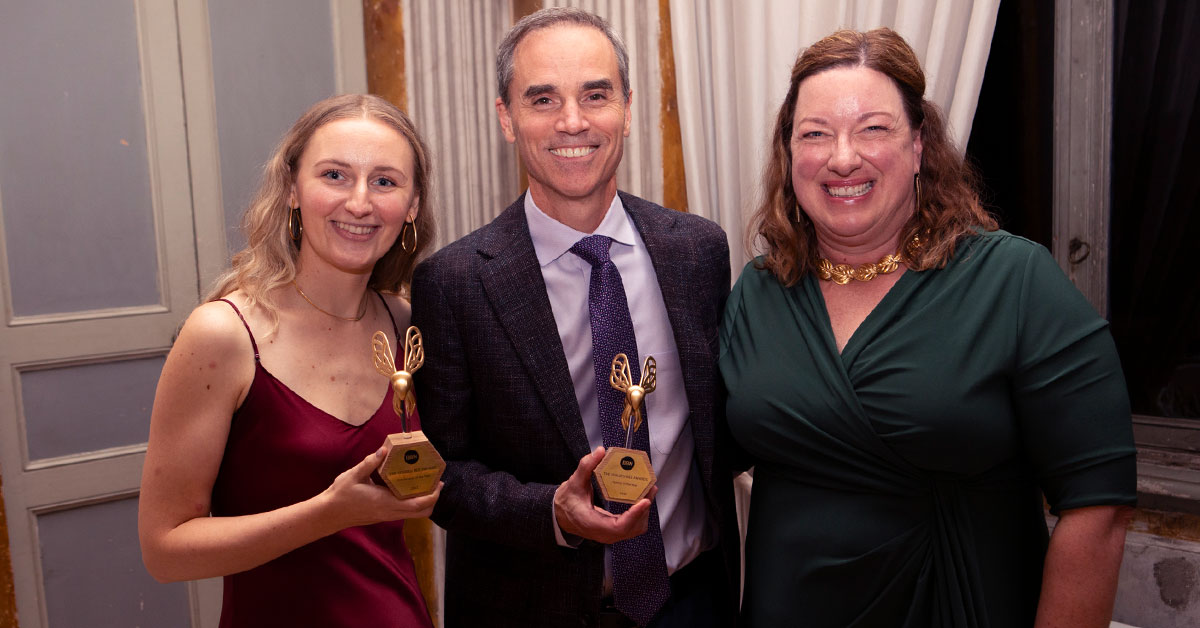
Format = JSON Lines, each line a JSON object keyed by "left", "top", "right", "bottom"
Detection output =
{"left": 210, "top": 298, "right": 432, "bottom": 627}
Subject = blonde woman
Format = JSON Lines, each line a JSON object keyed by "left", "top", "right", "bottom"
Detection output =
{"left": 139, "top": 94, "right": 440, "bottom": 626}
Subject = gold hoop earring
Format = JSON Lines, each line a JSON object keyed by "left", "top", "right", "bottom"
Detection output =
{"left": 400, "top": 220, "right": 417, "bottom": 254}
{"left": 914, "top": 172, "right": 922, "bottom": 213}
{"left": 288, "top": 206, "right": 302, "bottom": 246}
{"left": 288, "top": 207, "right": 303, "bottom": 244}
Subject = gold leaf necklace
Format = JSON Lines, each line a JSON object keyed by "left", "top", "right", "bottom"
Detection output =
{"left": 816, "top": 235, "right": 921, "bottom": 285}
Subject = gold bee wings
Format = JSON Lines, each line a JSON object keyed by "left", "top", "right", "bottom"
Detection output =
{"left": 371, "top": 327, "right": 424, "bottom": 420}
{"left": 608, "top": 353, "right": 656, "bottom": 434}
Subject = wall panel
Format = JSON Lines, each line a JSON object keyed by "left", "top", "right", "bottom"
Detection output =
{"left": 20, "top": 356, "right": 165, "bottom": 464}
{"left": 0, "top": 0, "right": 161, "bottom": 318}
{"left": 207, "top": 0, "right": 340, "bottom": 253}
{"left": 38, "top": 497, "right": 189, "bottom": 627}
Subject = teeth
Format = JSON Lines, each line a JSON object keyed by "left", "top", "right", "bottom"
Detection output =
{"left": 826, "top": 182, "right": 873, "bottom": 197}
{"left": 550, "top": 146, "right": 596, "bottom": 158}
{"left": 335, "top": 222, "right": 376, "bottom": 235}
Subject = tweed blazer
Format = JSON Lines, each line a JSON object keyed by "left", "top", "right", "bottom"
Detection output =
{"left": 411, "top": 192, "right": 738, "bottom": 628}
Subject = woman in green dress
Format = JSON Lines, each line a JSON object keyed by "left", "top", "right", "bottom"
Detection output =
{"left": 720, "top": 28, "right": 1136, "bottom": 627}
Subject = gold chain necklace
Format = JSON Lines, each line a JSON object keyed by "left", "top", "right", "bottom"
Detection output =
{"left": 291, "top": 280, "right": 368, "bottom": 322}
{"left": 816, "top": 235, "right": 920, "bottom": 285}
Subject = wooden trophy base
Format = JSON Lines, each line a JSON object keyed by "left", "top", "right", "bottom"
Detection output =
{"left": 593, "top": 447, "right": 656, "bottom": 504}
{"left": 377, "top": 430, "right": 445, "bottom": 499}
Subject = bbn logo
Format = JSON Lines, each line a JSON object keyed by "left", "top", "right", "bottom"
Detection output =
{"left": 619, "top": 456, "right": 635, "bottom": 471}
{"left": 403, "top": 450, "right": 419, "bottom": 464}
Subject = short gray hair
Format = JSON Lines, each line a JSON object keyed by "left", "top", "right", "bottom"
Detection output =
{"left": 496, "top": 7, "right": 630, "bottom": 106}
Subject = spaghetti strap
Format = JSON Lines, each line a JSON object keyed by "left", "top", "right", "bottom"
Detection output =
{"left": 218, "top": 298, "right": 260, "bottom": 362}
{"left": 375, "top": 291, "right": 402, "bottom": 339}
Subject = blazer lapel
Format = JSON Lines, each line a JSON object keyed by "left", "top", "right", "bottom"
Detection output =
{"left": 622, "top": 193, "right": 717, "bottom": 485}
{"left": 477, "top": 198, "right": 592, "bottom": 461}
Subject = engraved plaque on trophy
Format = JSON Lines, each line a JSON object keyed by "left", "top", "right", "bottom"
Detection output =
{"left": 593, "top": 353, "right": 658, "bottom": 504}
{"left": 371, "top": 327, "right": 445, "bottom": 499}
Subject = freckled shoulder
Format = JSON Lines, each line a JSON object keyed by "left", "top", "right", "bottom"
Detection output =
{"left": 153, "top": 298, "right": 258, "bottom": 418}
{"left": 171, "top": 300, "right": 258, "bottom": 372}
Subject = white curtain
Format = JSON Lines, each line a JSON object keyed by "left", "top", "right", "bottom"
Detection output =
{"left": 670, "top": 0, "right": 1001, "bottom": 271}
{"left": 402, "top": 0, "right": 519, "bottom": 248}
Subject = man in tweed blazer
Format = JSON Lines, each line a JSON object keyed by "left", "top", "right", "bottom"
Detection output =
{"left": 411, "top": 8, "right": 738, "bottom": 627}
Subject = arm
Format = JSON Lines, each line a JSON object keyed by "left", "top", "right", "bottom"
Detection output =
{"left": 412, "top": 260, "right": 561, "bottom": 551}
{"left": 1007, "top": 243, "right": 1137, "bottom": 624}
{"left": 1035, "top": 505, "right": 1133, "bottom": 628}
{"left": 138, "top": 302, "right": 438, "bottom": 582}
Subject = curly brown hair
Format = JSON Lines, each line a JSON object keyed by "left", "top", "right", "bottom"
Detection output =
{"left": 751, "top": 28, "right": 995, "bottom": 285}
{"left": 206, "top": 94, "right": 435, "bottom": 324}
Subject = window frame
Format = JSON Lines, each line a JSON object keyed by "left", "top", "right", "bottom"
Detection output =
{"left": 1054, "top": 0, "right": 1200, "bottom": 514}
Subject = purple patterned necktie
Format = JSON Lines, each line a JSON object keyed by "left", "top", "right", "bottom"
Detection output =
{"left": 570, "top": 235, "right": 671, "bottom": 626}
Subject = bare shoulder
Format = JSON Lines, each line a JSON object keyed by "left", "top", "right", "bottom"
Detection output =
{"left": 379, "top": 292, "right": 412, "bottom": 330}
{"left": 169, "top": 299, "right": 256, "bottom": 378}
{"left": 182, "top": 299, "right": 251, "bottom": 345}
{"left": 150, "top": 297, "right": 257, "bottom": 433}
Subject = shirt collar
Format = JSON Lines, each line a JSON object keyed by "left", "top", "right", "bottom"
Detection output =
{"left": 524, "top": 192, "right": 638, "bottom": 267}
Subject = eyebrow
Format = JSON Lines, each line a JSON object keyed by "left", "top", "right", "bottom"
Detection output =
{"left": 795, "top": 111, "right": 897, "bottom": 126}
{"left": 523, "top": 84, "right": 555, "bottom": 100}
{"left": 857, "top": 111, "right": 895, "bottom": 122}
{"left": 523, "top": 79, "right": 615, "bottom": 101}
{"left": 582, "top": 79, "right": 614, "bottom": 92}
{"left": 313, "top": 158, "right": 353, "bottom": 169}
{"left": 314, "top": 158, "right": 405, "bottom": 176}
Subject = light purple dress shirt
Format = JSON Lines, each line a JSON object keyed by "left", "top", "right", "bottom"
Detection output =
{"left": 525, "top": 193, "right": 709, "bottom": 581}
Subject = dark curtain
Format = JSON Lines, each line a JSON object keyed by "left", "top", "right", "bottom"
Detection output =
{"left": 1110, "top": 0, "right": 1200, "bottom": 418}
{"left": 964, "top": 0, "right": 1053, "bottom": 247}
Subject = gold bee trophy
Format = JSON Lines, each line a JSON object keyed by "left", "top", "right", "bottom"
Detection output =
{"left": 593, "top": 353, "right": 658, "bottom": 504}
{"left": 371, "top": 327, "right": 445, "bottom": 498}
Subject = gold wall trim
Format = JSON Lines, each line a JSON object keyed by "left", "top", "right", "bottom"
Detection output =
{"left": 364, "top": 0, "right": 408, "bottom": 113}
{"left": 512, "top": 0, "right": 542, "bottom": 191}
{"left": 513, "top": 0, "right": 543, "bottom": 21}
{"left": 403, "top": 517, "right": 437, "bottom": 622}
{"left": 658, "top": 0, "right": 687, "bottom": 212}
{"left": 0, "top": 473, "right": 18, "bottom": 627}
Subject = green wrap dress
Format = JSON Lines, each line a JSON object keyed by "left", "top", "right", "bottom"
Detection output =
{"left": 719, "top": 231, "right": 1136, "bottom": 627}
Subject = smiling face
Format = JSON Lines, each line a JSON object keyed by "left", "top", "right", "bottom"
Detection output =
{"left": 790, "top": 66, "right": 923, "bottom": 253}
{"left": 290, "top": 117, "right": 419, "bottom": 277}
{"left": 496, "top": 24, "right": 632, "bottom": 216}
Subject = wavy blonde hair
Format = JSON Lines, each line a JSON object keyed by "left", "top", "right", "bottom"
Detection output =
{"left": 751, "top": 28, "right": 995, "bottom": 286}
{"left": 206, "top": 94, "right": 435, "bottom": 322}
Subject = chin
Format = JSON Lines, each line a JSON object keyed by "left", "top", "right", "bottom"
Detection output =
{"left": 329, "top": 257, "right": 382, "bottom": 276}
